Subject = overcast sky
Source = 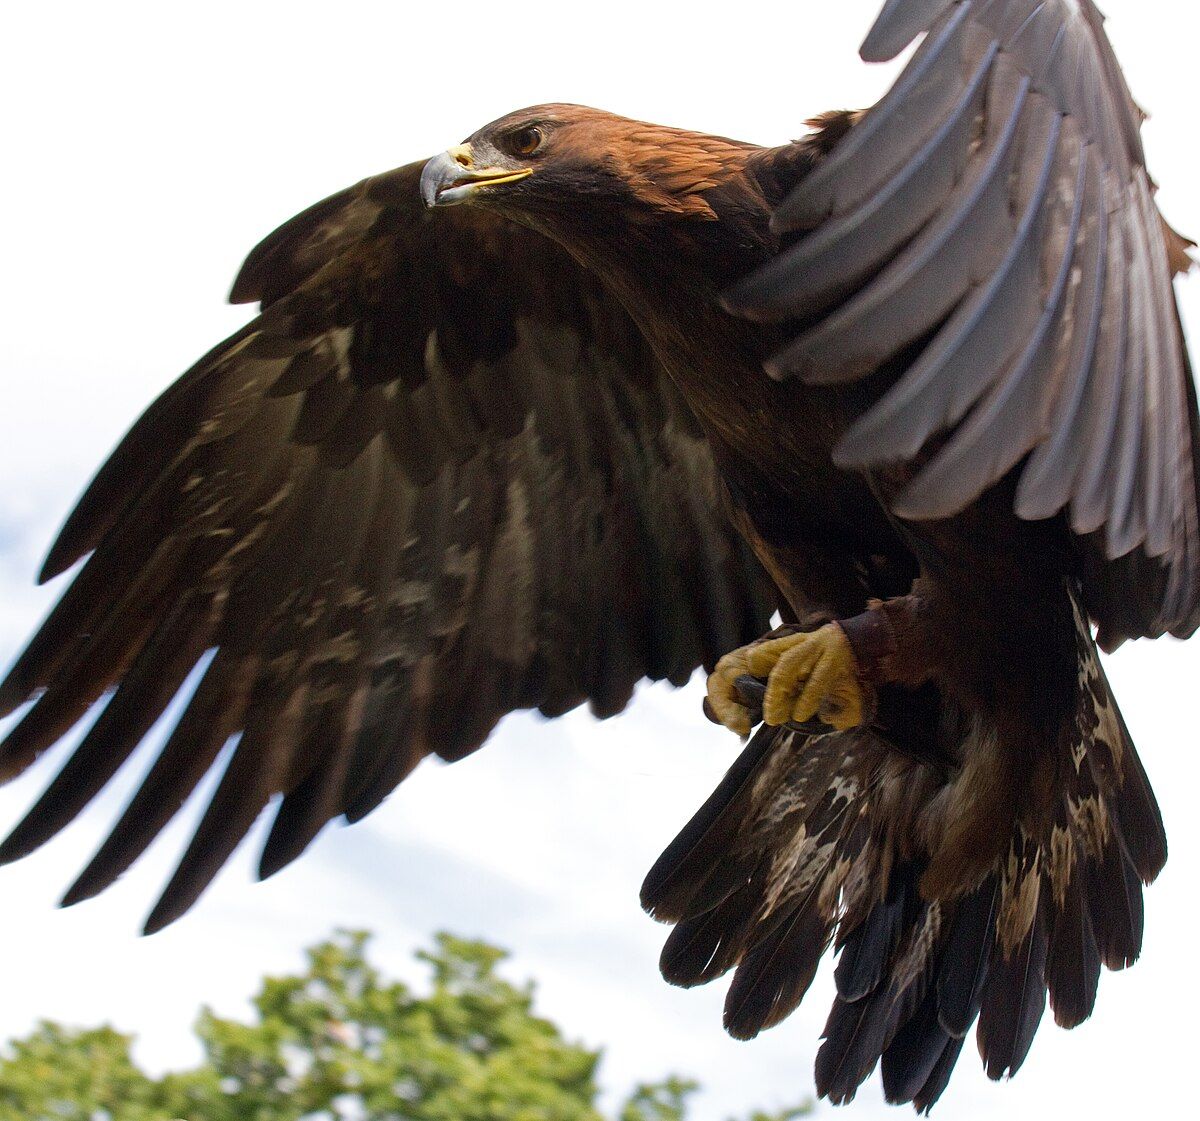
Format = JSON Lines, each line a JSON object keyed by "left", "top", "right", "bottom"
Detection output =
{"left": 1, "top": 3, "right": 1198, "bottom": 1119}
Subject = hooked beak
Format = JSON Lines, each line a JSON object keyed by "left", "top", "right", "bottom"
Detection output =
{"left": 421, "top": 144, "right": 533, "bottom": 208}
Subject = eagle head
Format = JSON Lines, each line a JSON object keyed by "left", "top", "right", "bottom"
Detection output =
{"left": 421, "top": 104, "right": 756, "bottom": 222}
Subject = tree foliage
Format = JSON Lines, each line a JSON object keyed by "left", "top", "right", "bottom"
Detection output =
{"left": 0, "top": 930, "right": 810, "bottom": 1121}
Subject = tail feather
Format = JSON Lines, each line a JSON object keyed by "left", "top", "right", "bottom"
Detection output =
{"left": 977, "top": 902, "right": 1049, "bottom": 1080}
{"left": 642, "top": 600, "right": 1164, "bottom": 1112}
{"left": 1086, "top": 838, "right": 1145, "bottom": 971}
{"left": 834, "top": 867, "right": 911, "bottom": 1002}
{"left": 660, "top": 878, "right": 766, "bottom": 988}
{"left": 1045, "top": 871, "right": 1101, "bottom": 1028}
{"left": 724, "top": 902, "right": 830, "bottom": 1040}
{"left": 640, "top": 723, "right": 782, "bottom": 923}
{"left": 815, "top": 984, "right": 891, "bottom": 1103}
{"left": 880, "top": 990, "right": 952, "bottom": 1105}
{"left": 911, "top": 1032, "right": 965, "bottom": 1114}
{"left": 816, "top": 1002, "right": 880, "bottom": 1103}
{"left": 819, "top": 894, "right": 943, "bottom": 1105}
{"left": 933, "top": 876, "right": 996, "bottom": 1037}
{"left": 1110, "top": 716, "right": 1167, "bottom": 881}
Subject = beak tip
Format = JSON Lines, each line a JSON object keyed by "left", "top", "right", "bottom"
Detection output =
{"left": 419, "top": 147, "right": 533, "bottom": 209}
{"left": 420, "top": 150, "right": 457, "bottom": 209}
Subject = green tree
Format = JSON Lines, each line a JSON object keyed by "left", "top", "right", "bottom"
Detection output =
{"left": 0, "top": 930, "right": 811, "bottom": 1121}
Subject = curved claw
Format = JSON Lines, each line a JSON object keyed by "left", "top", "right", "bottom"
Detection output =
{"left": 745, "top": 622, "right": 866, "bottom": 731}
{"left": 705, "top": 648, "right": 755, "bottom": 737}
{"left": 707, "top": 623, "right": 871, "bottom": 737}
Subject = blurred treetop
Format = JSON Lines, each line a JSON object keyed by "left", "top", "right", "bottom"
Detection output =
{"left": 0, "top": 929, "right": 812, "bottom": 1121}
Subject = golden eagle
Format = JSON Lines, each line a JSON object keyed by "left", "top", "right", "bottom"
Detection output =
{"left": 0, "top": 0, "right": 1194, "bottom": 1110}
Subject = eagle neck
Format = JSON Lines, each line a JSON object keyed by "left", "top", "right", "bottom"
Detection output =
{"left": 539, "top": 194, "right": 842, "bottom": 477}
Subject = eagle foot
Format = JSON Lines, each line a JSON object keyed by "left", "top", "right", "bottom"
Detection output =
{"left": 705, "top": 623, "right": 868, "bottom": 736}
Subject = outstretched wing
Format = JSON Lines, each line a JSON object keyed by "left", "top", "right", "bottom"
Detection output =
{"left": 0, "top": 162, "right": 772, "bottom": 932}
{"left": 726, "top": 0, "right": 1199, "bottom": 648}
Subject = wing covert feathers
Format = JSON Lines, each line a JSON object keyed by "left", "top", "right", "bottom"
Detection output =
{"left": 642, "top": 593, "right": 1164, "bottom": 1112}
{"left": 726, "top": 0, "right": 1199, "bottom": 646}
{"left": 0, "top": 164, "right": 771, "bottom": 930}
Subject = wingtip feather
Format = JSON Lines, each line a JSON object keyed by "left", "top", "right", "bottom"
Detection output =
{"left": 38, "top": 537, "right": 84, "bottom": 586}
{"left": 860, "top": 0, "right": 951, "bottom": 62}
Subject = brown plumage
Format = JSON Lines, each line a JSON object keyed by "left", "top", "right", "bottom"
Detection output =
{"left": 0, "top": 0, "right": 1192, "bottom": 1110}
{"left": 0, "top": 161, "right": 775, "bottom": 933}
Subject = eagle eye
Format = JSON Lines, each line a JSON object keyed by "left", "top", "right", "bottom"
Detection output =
{"left": 508, "top": 126, "right": 544, "bottom": 158}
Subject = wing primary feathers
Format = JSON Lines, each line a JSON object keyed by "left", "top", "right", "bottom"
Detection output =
{"left": 141, "top": 676, "right": 295, "bottom": 936}
{"left": 1132, "top": 177, "right": 1183, "bottom": 559}
{"left": 1103, "top": 286, "right": 1148, "bottom": 558}
{"left": 861, "top": 0, "right": 955, "bottom": 63}
{"left": 724, "top": 44, "right": 996, "bottom": 322}
{"left": 0, "top": 518, "right": 184, "bottom": 725}
{"left": 0, "top": 591, "right": 218, "bottom": 866}
{"left": 774, "top": 2, "right": 973, "bottom": 232}
{"left": 736, "top": 0, "right": 1199, "bottom": 642}
{"left": 836, "top": 105, "right": 1073, "bottom": 470}
{"left": 59, "top": 650, "right": 259, "bottom": 909}
{"left": 1071, "top": 213, "right": 1132, "bottom": 535}
{"left": 891, "top": 122, "right": 1088, "bottom": 520}
{"left": 35, "top": 322, "right": 260, "bottom": 586}
{"left": 771, "top": 67, "right": 1033, "bottom": 384}
{"left": 0, "top": 543, "right": 185, "bottom": 779}
{"left": 257, "top": 678, "right": 366, "bottom": 882}
{"left": 1015, "top": 146, "right": 1111, "bottom": 519}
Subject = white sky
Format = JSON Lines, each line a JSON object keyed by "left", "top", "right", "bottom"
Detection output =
{"left": 0, "top": 2, "right": 1197, "bottom": 1119}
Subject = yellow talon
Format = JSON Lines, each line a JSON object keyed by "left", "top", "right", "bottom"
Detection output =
{"left": 705, "top": 648, "right": 754, "bottom": 737}
{"left": 745, "top": 623, "right": 866, "bottom": 732}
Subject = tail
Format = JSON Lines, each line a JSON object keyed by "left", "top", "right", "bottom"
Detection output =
{"left": 640, "top": 616, "right": 1165, "bottom": 1111}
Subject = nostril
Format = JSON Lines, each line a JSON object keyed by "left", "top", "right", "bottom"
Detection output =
{"left": 450, "top": 145, "right": 473, "bottom": 169}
